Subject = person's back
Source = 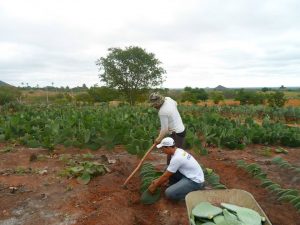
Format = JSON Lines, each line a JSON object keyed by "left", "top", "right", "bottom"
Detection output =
{"left": 168, "top": 148, "right": 204, "bottom": 184}
{"left": 158, "top": 97, "right": 185, "bottom": 134}
{"left": 149, "top": 93, "right": 186, "bottom": 162}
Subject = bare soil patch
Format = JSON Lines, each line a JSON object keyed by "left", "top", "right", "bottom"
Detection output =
{"left": 0, "top": 143, "right": 299, "bottom": 225}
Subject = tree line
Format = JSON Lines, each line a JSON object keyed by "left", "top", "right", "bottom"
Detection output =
{"left": 0, "top": 46, "right": 297, "bottom": 107}
{"left": 0, "top": 84, "right": 290, "bottom": 108}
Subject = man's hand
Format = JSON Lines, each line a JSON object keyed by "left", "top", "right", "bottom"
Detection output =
{"left": 148, "top": 180, "right": 158, "bottom": 193}
{"left": 148, "top": 171, "right": 173, "bottom": 193}
{"left": 154, "top": 137, "right": 161, "bottom": 145}
{"left": 161, "top": 179, "right": 169, "bottom": 187}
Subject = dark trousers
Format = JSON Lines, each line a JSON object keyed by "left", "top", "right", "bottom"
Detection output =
{"left": 169, "top": 171, "right": 185, "bottom": 185}
{"left": 170, "top": 131, "right": 185, "bottom": 148}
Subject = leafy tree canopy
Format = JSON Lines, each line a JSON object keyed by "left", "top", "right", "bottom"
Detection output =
{"left": 96, "top": 46, "right": 166, "bottom": 105}
{"left": 261, "top": 87, "right": 270, "bottom": 92}
{"left": 88, "top": 86, "right": 119, "bottom": 102}
{"left": 235, "top": 89, "right": 266, "bottom": 105}
{"left": 181, "top": 87, "right": 208, "bottom": 103}
{"left": 267, "top": 91, "right": 286, "bottom": 107}
{"left": 210, "top": 91, "right": 224, "bottom": 105}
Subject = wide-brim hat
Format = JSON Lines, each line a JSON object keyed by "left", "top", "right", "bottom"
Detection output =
{"left": 149, "top": 92, "right": 164, "bottom": 107}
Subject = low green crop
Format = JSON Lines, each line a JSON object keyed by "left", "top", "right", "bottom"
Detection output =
{"left": 203, "top": 167, "right": 227, "bottom": 189}
{"left": 271, "top": 156, "right": 299, "bottom": 172}
{"left": 62, "top": 161, "right": 108, "bottom": 184}
{"left": 236, "top": 160, "right": 300, "bottom": 211}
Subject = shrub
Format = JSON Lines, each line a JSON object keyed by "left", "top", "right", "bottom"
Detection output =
{"left": 75, "top": 93, "right": 94, "bottom": 103}
{"left": 210, "top": 91, "right": 224, "bottom": 105}
{"left": 0, "top": 86, "right": 21, "bottom": 105}
{"left": 88, "top": 87, "right": 119, "bottom": 102}
{"left": 267, "top": 91, "right": 287, "bottom": 107}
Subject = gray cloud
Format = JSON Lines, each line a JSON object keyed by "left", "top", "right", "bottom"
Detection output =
{"left": 0, "top": 0, "right": 299, "bottom": 88}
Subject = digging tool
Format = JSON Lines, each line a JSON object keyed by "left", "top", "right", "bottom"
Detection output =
{"left": 122, "top": 143, "right": 156, "bottom": 188}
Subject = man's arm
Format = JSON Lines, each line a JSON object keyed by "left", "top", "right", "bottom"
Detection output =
{"left": 148, "top": 170, "right": 173, "bottom": 193}
{"left": 155, "top": 115, "right": 168, "bottom": 144}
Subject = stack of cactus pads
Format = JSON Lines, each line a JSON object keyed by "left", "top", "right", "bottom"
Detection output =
{"left": 190, "top": 202, "right": 266, "bottom": 225}
{"left": 140, "top": 163, "right": 163, "bottom": 204}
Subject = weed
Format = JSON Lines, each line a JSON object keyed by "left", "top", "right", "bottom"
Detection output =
{"left": 15, "top": 167, "right": 26, "bottom": 175}
{"left": 256, "top": 147, "right": 272, "bottom": 157}
{"left": 65, "top": 185, "right": 73, "bottom": 192}
{"left": 58, "top": 170, "right": 70, "bottom": 177}
{"left": 275, "top": 147, "right": 288, "bottom": 154}
{"left": 0, "top": 146, "right": 13, "bottom": 153}
{"left": 59, "top": 154, "right": 72, "bottom": 162}
{"left": 62, "top": 161, "right": 108, "bottom": 184}
{"left": 82, "top": 153, "right": 94, "bottom": 159}
{"left": 37, "top": 154, "right": 49, "bottom": 161}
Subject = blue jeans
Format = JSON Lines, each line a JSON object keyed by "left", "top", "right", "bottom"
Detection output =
{"left": 165, "top": 172, "right": 204, "bottom": 201}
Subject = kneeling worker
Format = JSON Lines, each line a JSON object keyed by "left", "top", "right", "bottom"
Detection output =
{"left": 148, "top": 137, "right": 205, "bottom": 201}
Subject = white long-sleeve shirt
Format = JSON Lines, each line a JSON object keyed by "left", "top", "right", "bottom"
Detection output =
{"left": 158, "top": 97, "right": 185, "bottom": 139}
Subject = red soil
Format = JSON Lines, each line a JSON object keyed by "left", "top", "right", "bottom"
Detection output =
{"left": 0, "top": 143, "right": 299, "bottom": 225}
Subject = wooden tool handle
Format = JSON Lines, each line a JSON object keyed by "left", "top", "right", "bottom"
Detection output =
{"left": 122, "top": 144, "right": 156, "bottom": 187}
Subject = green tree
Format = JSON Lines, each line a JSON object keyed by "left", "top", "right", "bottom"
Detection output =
{"left": 222, "top": 90, "right": 236, "bottom": 99}
{"left": 88, "top": 86, "right": 119, "bottom": 102}
{"left": 267, "top": 91, "right": 286, "bottom": 107}
{"left": 236, "top": 89, "right": 252, "bottom": 105}
{"left": 96, "top": 46, "right": 166, "bottom": 105}
{"left": 194, "top": 88, "right": 208, "bottom": 101}
{"left": 235, "top": 89, "right": 266, "bottom": 105}
{"left": 181, "top": 91, "right": 198, "bottom": 104}
{"left": 181, "top": 87, "right": 208, "bottom": 103}
{"left": 279, "top": 85, "right": 286, "bottom": 90}
{"left": 251, "top": 92, "right": 266, "bottom": 105}
{"left": 210, "top": 91, "right": 224, "bottom": 104}
{"left": 75, "top": 93, "right": 93, "bottom": 103}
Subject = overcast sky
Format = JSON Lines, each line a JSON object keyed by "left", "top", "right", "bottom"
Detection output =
{"left": 0, "top": 0, "right": 299, "bottom": 88}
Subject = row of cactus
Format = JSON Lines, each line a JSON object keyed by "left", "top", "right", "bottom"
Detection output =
{"left": 140, "top": 163, "right": 227, "bottom": 191}
{"left": 139, "top": 163, "right": 163, "bottom": 193}
{"left": 203, "top": 167, "right": 227, "bottom": 189}
{"left": 271, "top": 157, "right": 300, "bottom": 173}
{"left": 236, "top": 160, "right": 300, "bottom": 212}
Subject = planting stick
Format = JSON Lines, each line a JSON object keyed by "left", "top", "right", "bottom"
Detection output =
{"left": 122, "top": 143, "right": 156, "bottom": 188}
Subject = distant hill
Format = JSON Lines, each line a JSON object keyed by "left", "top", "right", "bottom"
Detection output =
{"left": 0, "top": 80, "right": 12, "bottom": 86}
{"left": 214, "top": 85, "right": 227, "bottom": 90}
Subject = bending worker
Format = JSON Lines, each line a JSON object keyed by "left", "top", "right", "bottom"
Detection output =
{"left": 148, "top": 137, "right": 205, "bottom": 201}
{"left": 149, "top": 93, "right": 186, "bottom": 164}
